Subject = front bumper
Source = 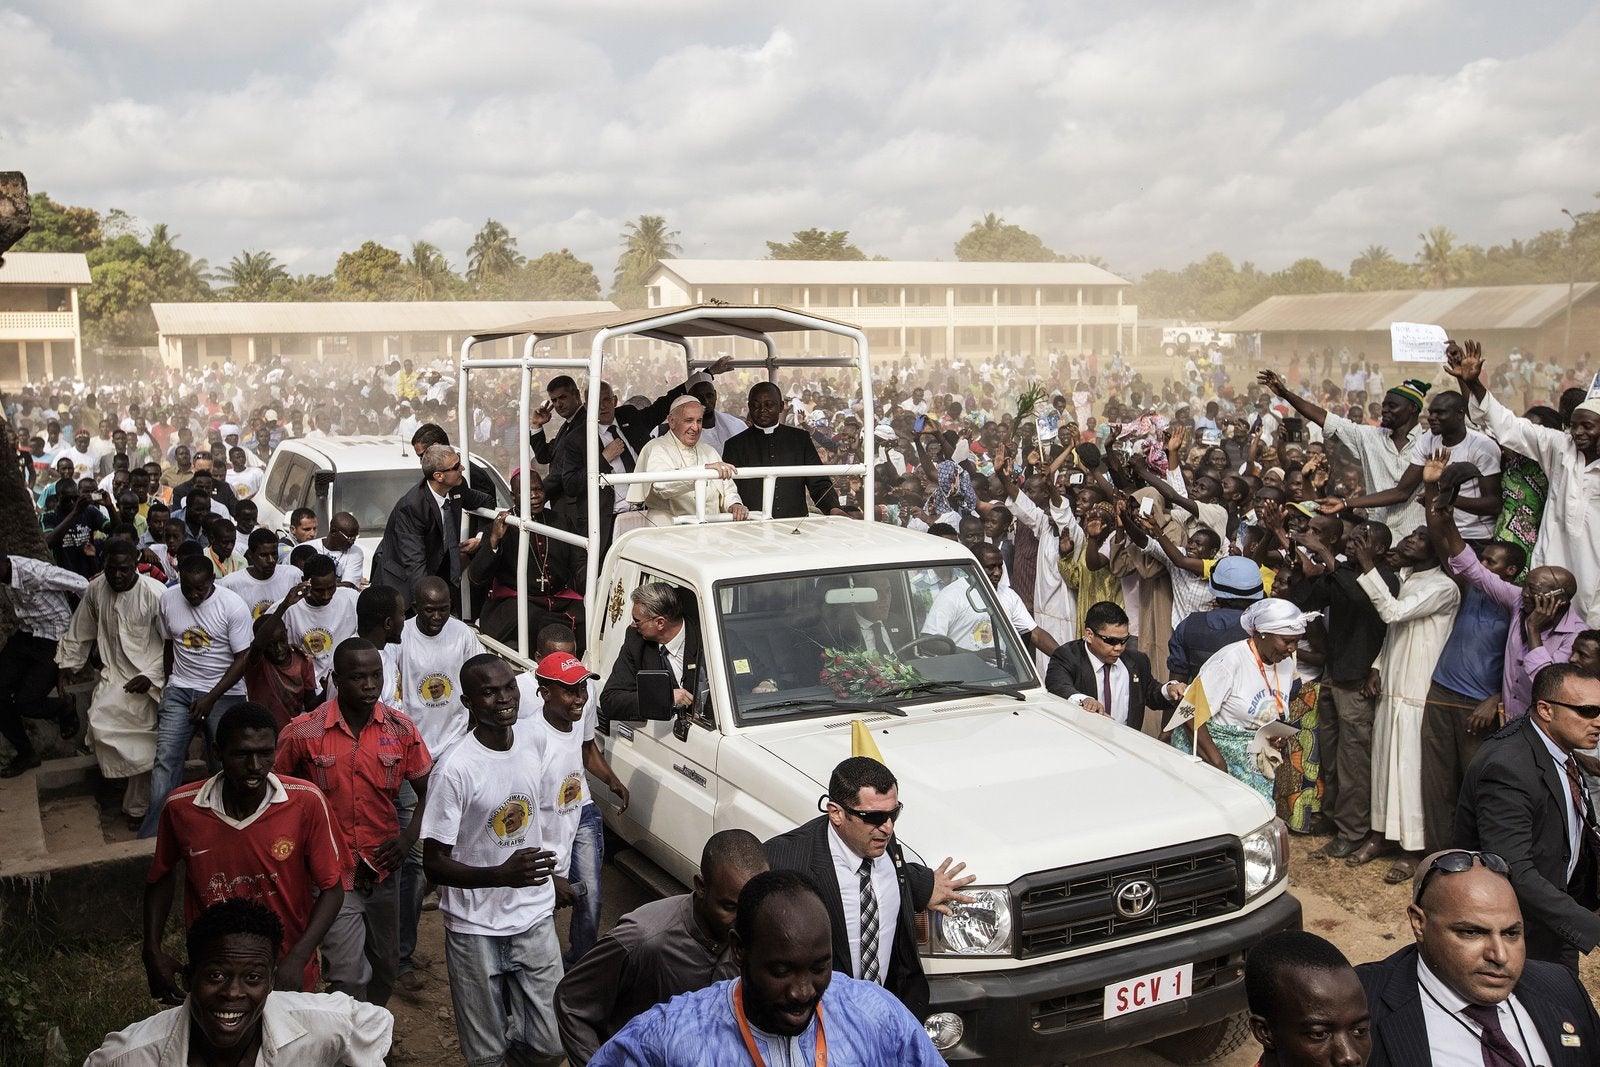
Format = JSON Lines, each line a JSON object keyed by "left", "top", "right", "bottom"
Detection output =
{"left": 925, "top": 889, "right": 1301, "bottom": 1064}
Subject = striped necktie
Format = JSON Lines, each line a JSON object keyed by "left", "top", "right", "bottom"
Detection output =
{"left": 858, "top": 856, "right": 881, "bottom": 983}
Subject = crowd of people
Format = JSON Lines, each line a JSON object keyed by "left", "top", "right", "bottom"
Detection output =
{"left": 3, "top": 328, "right": 1599, "bottom": 1065}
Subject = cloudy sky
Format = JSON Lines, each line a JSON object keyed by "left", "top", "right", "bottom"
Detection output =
{"left": 4, "top": 0, "right": 1597, "bottom": 282}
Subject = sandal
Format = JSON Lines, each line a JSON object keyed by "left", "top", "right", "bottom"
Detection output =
{"left": 1344, "top": 838, "right": 1388, "bottom": 867}
{"left": 1384, "top": 856, "right": 1420, "bottom": 885}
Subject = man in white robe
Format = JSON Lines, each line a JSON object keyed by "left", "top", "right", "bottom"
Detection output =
{"left": 628, "top": 397, "right": 749, "bottom": 527}
{"left": 1349, "top": 525, "right": 1460, "bottom": 881}
{"left": 1004, "top": 468, "right": 1082, "bottom": 673}
{"left": 55, "top": 540, "right": 166, "bottom": 820}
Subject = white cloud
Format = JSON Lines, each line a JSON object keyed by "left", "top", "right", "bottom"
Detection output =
{"left": 1, "top": 0, "right": 1594, "bottom": 285}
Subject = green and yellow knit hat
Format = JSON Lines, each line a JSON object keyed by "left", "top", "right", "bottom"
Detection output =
{"left": 1387, "top": 379, "right": 1431, "bottom": 410}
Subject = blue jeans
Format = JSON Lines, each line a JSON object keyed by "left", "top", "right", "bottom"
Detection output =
{"left": 445, "top": 918, "right": 564, "bottom": 1067}
{"left": 394, "top": 779, "right": 426, "bottom": 975}
{"left": 564, "top": 802, "right": 604, "bottom": 966}
{"left": 138, "top": 686, "right": 245, "bottom": 838}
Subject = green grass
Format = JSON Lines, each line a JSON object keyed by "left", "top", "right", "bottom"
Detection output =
{"left": 0, "top": 921, "right": 185, "bottom": 1067}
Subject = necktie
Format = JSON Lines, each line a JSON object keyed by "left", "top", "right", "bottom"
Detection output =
{"left": 1460, "top": 1003, "right": 1528, "bottom": 1067}
{"left": 1562, "top": 758, "right": 1600, "bottom": 864}
{"left": 874, "top": 622, "right": 893, "bottom": 656}
{"left": 609, "top": 426, "right": 636, "bottom": 473}
{"left": 858, "top": 857, "right": 881, "bottom": 983}
{"left": 1102, "top": 662, "right": 1115, "bottom": 717}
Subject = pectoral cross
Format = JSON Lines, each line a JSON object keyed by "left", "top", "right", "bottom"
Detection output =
{"left": 536, "top": 575, "right": 549, "bottom": 592}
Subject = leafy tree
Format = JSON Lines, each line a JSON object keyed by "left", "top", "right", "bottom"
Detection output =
{"left": 396, "top": 241, "right": 459, "bottom": 301}
{"left": 766, "top": 228, "right": 868, "bottom": 261}
{"left": 466, "top": 219, "right": 523, "bottom": 289}
{"left": 611, "top": 214, "right": 681, "bottom": 308}
{"left": 1349, "top": 245, "right": 1417, "bottom": 291}
{"left": 954, "top": 213, "right": 1057, "bottom": 262}
{"left": 145, "top": 224, "right": 212, "bottom": 299}
{"left": 518, "top": 249, "right": 601, "bottom": 301}
{"left": 1416, "top": 226, "right": 1463, "bottom": 289}
{"left": 12, "top": 192, "right": 101, "bottom": 252}
{"left": 282, "top": 273, "right": 336, "bottom": 301}
{"left": 217, "top": 251, "right": 290, "bottom": 301}
{"left": 333, "top": 241, "right": 405, "bottom": 300}
{"left": 1269, "top": 258, "right": 1346, "bottom": 295}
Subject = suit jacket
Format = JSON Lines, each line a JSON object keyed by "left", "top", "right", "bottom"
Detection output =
{"left": 1456, "top": 715, "right": 1600, "bottom": 965}
{"left": 1358, "top": 943, "right": 1600, "bottom": 1066}
{"left": 819, "top": 608, "right": 914, "bottom": 655}
{"left": 599, "top": 618, "right": 704, "bottom": 722}
{"left": 370, "top": 480, "right": 484, "bottom": 609}
{"left": 545, "top": 387, "right": 689, "bottom": 548}
{"left": 1044, "top": 641, "right": 1174, "bottom": 731}
{"left": 764, "top": 817, "right": 933, "bottom": 1019}
{"left": 721, "top": 424, "right": 840, "bottom": 519}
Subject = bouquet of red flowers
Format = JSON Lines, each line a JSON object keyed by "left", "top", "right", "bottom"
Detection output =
{"left": 819, "top": 648, "right": 924, "bottom": 701}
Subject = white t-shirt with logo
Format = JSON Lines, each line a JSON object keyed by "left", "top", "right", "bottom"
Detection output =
{"left": 419, "top": 722, "right": 555, "bottom": 936}
{"left": 218, "top": 566, "right": 300, "bottom": 620}
{"left": 393, "top": 617, "right": 483, "bottom": 760}
{"left": 279, "top": 587, "right": 360, "bottom": 686}
{"left": 225, "top": 466, "right": 265, "bottom": 501}
{"left": 528, "top": 714, "right": 588, "bottom": 876}
{"left": 315, "top": 542, "right": 366, "bottom": 586}
{"left": 158, "top": 585, "right": 254, "bottom": 694}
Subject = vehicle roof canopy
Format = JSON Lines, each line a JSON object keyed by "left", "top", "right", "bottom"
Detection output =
{"left": 471, "top": 303, "right": 858, "bottom": 344}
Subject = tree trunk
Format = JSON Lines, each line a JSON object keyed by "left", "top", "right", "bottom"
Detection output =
{"left": 0, "top": 172, "right": 29, "bottom": 261}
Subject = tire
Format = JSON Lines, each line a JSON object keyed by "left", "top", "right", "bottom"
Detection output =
{"left": 1176, "top": 332, "right": 1190, "bottom": 344}
{"left": 1163, "top": 343, "right": 1178, "bottom": 357}
{"left": 1148, "top": 1012, "right": 1252, "bottom": 1065}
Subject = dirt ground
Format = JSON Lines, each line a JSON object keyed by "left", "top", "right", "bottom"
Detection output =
{"left": 380, "top": 833, "right": 1600, "bottom": 1067}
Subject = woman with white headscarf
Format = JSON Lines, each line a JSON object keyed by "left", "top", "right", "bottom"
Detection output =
{"left": 1166, "top": 598, "right": 1319, "bottom": 800}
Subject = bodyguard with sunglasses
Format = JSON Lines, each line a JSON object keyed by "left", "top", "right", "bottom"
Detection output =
{"left": 1045, "top": 601, "right": 1182, "bottom": 731}
{"left": 1455, "top": 663, "right": 1600, "bottom": 971}
{"left": 764, "top": 756, "right": 976, "bottom": 1020}
{"left": 1357, "top": 848, "right": 1600, "bottom": 1066}
{"left": 371, "top": 444, "right": 493, "bottom": 613}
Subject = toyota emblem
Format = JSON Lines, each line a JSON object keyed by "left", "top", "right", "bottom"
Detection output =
{"left": 1114, "top": 879, "right": 1157, "bottom": 919}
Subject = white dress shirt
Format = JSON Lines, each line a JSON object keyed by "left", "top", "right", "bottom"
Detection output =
{"left": 826, "top": 823, "right": 899, "bottom": 984}
{"left": 662, "top": 623, "right": 688, "bottom": 691}
{"left": 1533, "top": 720, "right": 1584, "bottom": 880}
{"left": 84, "top": 990, "right": 392, "bottom": 1066}
{"left": 1416, "top": 957, "right": 1551, "bottom": 1067}
{"left": 1066, "top": 650, "right": 1132, "bottom": 725}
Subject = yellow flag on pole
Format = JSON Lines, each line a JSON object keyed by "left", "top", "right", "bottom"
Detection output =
{"left": 851, "top": 719, "right": 885, "bottom": 763}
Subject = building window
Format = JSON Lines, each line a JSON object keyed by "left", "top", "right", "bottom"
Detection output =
{"left": 647, "top": 286, "right": 662, "bottom": 307}
{"left": 46, "top": 288, "right": 69, "bottom": 311}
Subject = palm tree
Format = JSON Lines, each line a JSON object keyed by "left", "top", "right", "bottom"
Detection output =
{"left": 398, "top": 241, "right": 457, "bottom": 301}
{"left": 970, "top": 212, "right": 1005, "bottom": 234}
{"left": 1416, "top": 227, "right": 1461, "bottom": 289}
{"left": 613, "top": 215, "right": 681, "bottom": 288}
{"left": 466, "top": 219, "right": 523, "bottom": 288}
{"left": 218, "top": 251, "right": 290, "bottom": 300}
{"left": 146, "top": 223, "right": 212, "bottom": 298}
{"left": 1350, "top": 244, "right": 1394, "bottom": 275}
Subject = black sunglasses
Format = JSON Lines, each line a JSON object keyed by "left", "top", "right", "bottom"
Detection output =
{"left": 1546, "top": 699, "right": 1600, "bottom": 720}
{"left": 1091, "top": 631, "right": 1130, "bottom": 647}
{"left": 824, "top": 798, "right": 903, "bottom": 827}
{"left": 1413, "top": 850, "right": 1510, "bottom": 905}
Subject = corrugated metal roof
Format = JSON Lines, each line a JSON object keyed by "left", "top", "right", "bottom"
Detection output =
{"left": 151, "top": 300, "right": 616, "bottom": 336}
{"left": 652, "top": 258, "right": 1130, "bottom": 287}
{"left": 1225, "top": 283, "right": 1599, "bottom": 333}
{"left": 0, "top": 252, "right": 92, "bottom": 285}
{"left": 476, "top": 303, "right": 860, "bottom": 341}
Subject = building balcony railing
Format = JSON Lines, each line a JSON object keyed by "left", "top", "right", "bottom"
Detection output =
{"left": 800, "top": 303, "right": 1137, "bottom": 327}
{"left": 0, "top": 311, "right": 79, "bottom": 340}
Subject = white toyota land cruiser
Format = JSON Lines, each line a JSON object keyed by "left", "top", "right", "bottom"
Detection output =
{"left": 452, "top": 305, "right": 1300, "bottom": 1065}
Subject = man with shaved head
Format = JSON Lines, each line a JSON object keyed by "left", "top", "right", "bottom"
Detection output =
{"left": 1357, "top": 848, "right": 1600, "bottom": 1065}
{"left": 722, "top": 381, "right": 845, "bottom": 520}
{"left": 316, "top": 512, "right": 365, "bottom": 586}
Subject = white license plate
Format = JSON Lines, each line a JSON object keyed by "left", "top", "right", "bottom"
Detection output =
{"left": 1102, "top": 963, "right": 1194, "bottom": 1019}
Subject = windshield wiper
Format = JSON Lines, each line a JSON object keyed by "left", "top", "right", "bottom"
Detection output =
{"left": 742, "top": 698, "right": 907, "bottom": 718}
{"left": 869, "top": 680, "right": 1025, "bottom": 702}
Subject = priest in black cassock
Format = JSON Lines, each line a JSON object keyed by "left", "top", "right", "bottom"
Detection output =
{"left": 722, "top": 382, "right": 848, "bottom": 520}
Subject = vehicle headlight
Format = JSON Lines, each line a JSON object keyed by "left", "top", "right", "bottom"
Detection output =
{"left": 1242, "top": 818, "right": 1289, "bottom": 898}
{"left": 923, "top": 1012, "right": 965, "bottom": 1051}
{"left": 929, "top": 887, "right": 1012, "bottom": 956}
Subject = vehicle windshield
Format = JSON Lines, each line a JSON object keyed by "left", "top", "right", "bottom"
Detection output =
{"left": 332, "top": 464, "right": 508, "bottom": 532}
{"left": 717, "top": 562, "right": 1037, "bottom": 725}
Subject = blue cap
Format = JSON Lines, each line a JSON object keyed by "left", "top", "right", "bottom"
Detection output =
{"left": 1210, "top": 556, "right": 1265, "bottom": 600}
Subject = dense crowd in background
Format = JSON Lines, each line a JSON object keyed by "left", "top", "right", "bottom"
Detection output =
{"left": 4, "top": 330, "right": 1600, "bottom": 1066}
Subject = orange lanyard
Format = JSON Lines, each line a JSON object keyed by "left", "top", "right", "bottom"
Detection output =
{"left": 1249, "top": 640, "right": 1286, "bottom": 718}
{"left": 733, "top": 981, "right": 827, "bottom": 1067}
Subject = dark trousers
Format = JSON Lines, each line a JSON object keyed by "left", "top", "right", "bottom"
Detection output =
{"left": 1317, "top": 683, "right": 1377, "bottom": 842}
{"left": 1421, "top": 680, "right": 1486, "bottom": 854}
{"left": 0, "top": 632, "right": 72, "bottom": 761}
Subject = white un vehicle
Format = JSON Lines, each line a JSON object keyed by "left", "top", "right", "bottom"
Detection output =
{"left": 450, "top": 305, "right": 1300, "bottom": 1065}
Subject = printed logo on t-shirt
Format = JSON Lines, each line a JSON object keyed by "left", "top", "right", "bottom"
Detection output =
{"left": 418, "top": 673, "right": 453, "bottom": 705}
{"left": 250, "top": 600, "right": 272, "bottom": 619}
{"left": 179, "top": 627, "right": 213, "bottom": 651}
{"left": 970, "top": 620, "right": 994, "bottom": 647}
{"left": 487, "top": 794, "right": 534, "bottom": 847}
{"left": 271, "top": 837, "right": 295, "bottom": 861}
{"left": 556, "top": 772, "right": 584, "bottom": 815}
{"left": 301, "top": 627, "right": 334, "bottom": 656}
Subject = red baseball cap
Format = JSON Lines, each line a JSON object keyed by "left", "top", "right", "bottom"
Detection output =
{"left": 535, "top": 652, "right": 597, "bottom": 687}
